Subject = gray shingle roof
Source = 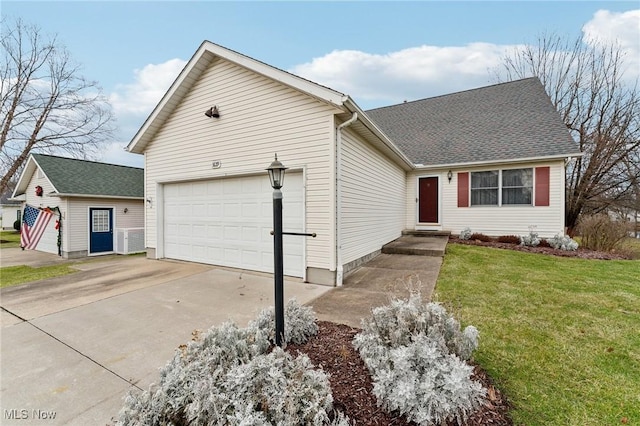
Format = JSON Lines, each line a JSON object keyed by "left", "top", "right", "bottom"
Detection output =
{"left": 366, "top": 77, "right": 580, "bottom": 166}
{"left": 33, "top": 154, "right": 143, "bottom": 198}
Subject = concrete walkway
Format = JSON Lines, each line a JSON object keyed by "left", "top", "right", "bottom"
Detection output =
{"left": 309, "top": 234, "right": 447, "bottom": 328}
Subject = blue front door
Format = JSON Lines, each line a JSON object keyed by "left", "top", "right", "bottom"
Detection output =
{"left": 89, "top": 208, "right": 113, "bottom": 253}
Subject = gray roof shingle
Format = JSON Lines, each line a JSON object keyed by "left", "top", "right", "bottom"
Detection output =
{"left": 366, "top": 77, "right": 580, "bottom": 166}
{"left": 32, "top": 154, "right": 143, "bottom": 198}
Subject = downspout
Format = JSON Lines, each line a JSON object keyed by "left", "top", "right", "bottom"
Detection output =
{"left": 335, "top": 112, "right": 357, "bottom": 286}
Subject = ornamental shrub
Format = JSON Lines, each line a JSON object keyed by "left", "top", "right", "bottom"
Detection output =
{"left": 577, "top": 213, "right": 631, "bottom": 252}
{"left": 459, "top": 227, "right": 473, "bottom": 240}
{"left": 250, "top": 298, "right": 318, "bottom": 345}
{"left": 353, "top": 294, "right": 485, "bottom": 425}
{"left": 118, "top": 300, "right": 348, "bottom": 426}
{"left": 547, "top": 233, "right": 579, "bottom": 251}
{"left": 520, "top": 231, "right": 541, "bottom": 247}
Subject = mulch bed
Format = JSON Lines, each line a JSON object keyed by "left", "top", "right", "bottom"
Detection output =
{"left": 286, "top": 321, "right": 512, "bottom": 426}
{"left": 449, "top": 236, "right": 632, "bottom": 260}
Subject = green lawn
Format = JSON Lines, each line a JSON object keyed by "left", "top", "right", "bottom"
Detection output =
{"left": 435, "top": 244, "right": 640, "bottom": 425}
{"left": 0, "top": 229, "right": 21, "bottom": 248}
{"left": 0, "top": 264, "right": 77, "bottom": 288}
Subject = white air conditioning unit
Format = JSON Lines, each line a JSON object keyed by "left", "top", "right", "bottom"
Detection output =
{"left": 115, "top": 228, "right": 145, "bottom": 255}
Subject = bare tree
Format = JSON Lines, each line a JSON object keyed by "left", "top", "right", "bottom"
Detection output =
{"left": 0, "top": 18, "right": 114, "bottom": 194}
{"left": 493, "top": 33, "right": 640, "bottom": 231}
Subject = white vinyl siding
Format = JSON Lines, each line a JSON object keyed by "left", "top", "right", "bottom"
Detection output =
{"left": 406, "top": 160, "right": 566, "bottom": 238}
{"left": 341, "top": 128, "right": 406, "bottom": 265}
{"left": 144, "top": 57, "right": 339, "bottom": 270}
{"left": 66, "top": 199, "right": 144, "bottom": 253}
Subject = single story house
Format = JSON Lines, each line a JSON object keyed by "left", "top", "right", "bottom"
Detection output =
{"left": 1, "top": 185, "right": 22, "bottom": 230}
{"left": 127, "top": 41, "right": 581, "bottom": 286}
{"left": 11, "top": 154, "right": 145, "bottom": 257}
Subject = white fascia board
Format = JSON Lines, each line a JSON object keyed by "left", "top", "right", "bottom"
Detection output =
{"left": 127, "top": 43, "right": 209, "bottom": 154}
{"left": 53, "top": 193, "right": 144, "bottom": 200}
{"left": 343, "top": 97, "right": 415, "bottom": 170}
{"left": 202, "top": 41, "right": 347, "bottom": 106}
{"left": 12, "top": 155, "right": 59, "bottom": 197}
{"left": 412, "top": 152, "right": 584, "bottom": 171}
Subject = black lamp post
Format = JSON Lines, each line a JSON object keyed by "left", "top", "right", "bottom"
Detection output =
{"left": 267, "top": 154, "right": 287, "bottom": 347}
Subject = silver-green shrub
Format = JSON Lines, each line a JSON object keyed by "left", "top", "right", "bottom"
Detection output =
{"left": 459, "top": 227, "right": 473, "bottom": 240}
{"left": 250, "top": 298, "right": 319, "bottom": 345}
{"left": 353, "top": 295, "right": 485, "bottom": 425}
{"left": 520, "top": 231, "right": 541, "bottom": 247}
{"left": 118, "top": 300, "right": 348, "bottom": 426}
{"left": 547, "top": 233, "right": 579, "bottom": 251}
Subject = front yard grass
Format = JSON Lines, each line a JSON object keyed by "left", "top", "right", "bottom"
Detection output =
{"left": 0, "top": 264, "right": 77, "bottom": 288}
{"left": 0, "top": 229, "right": 21, "bottom": 248}
{"left": 435, "top": 244, "right": 640, "bottom": 425}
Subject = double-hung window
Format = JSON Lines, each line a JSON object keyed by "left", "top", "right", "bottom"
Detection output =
{"left": 470, "top": 171, "right": 499, "bottom": 205}
{"left": 470, "top": 168, "right": 533, "bottom": 206}
{"left": 502, "top": 168, "right": 533, "bottom": 205}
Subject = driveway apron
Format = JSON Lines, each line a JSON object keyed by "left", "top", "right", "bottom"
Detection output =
{"left": 0, "top": 255, "right": 330, "bottom": 425}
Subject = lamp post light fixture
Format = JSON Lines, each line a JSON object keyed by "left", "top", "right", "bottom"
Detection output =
{"left": 267, "top": 154, "right": 288, "bottom": 347}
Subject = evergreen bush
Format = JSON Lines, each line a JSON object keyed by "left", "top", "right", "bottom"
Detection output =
{"left": 353, "top": 294, "right": 485, "bottom": 425}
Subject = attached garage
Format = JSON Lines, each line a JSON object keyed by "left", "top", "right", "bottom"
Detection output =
{"left": 161, "top": 172, "right": 305, "bottom": 277}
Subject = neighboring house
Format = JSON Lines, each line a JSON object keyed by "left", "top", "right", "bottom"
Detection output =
{"left": 127, "top": 41, "right": 581, "bottom": 286}
{"left": 11, "top": 154, "right": 144, "bottom": 257}
{"left": 1, "top": 184, "right": 22, "bottom": 230}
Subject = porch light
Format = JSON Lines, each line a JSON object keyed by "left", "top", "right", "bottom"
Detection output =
{"left": 266, "top": 154, "right": 288, "bottom": 189}
{"left": 267, "top": 153, "right": 287, "bottom": 347}
{"left": 447, "top": 170, "right": 453, "bottom": 183}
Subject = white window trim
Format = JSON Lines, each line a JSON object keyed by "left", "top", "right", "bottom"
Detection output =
{"left": 470, "top": 168, "right": 534, "bottom": 207}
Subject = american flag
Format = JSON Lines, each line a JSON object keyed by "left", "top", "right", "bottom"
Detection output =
{"left": 21, "top": 205, "right": 53, "bottom": 250}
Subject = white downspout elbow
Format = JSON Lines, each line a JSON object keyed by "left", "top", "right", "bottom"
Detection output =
{"left": 335, "top": 112, "right": 357, "bottom": 286}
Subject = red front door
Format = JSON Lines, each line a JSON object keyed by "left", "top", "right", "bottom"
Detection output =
{"left": 418, "top": 177, "right": 439, "bottom": 223}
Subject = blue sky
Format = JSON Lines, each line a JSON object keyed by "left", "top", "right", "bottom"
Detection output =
{"left": 3, "top": 1, "right": 639, "bottom": 168}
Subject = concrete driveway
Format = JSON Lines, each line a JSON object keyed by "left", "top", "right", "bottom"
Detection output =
{"left": 0, "top": 251, "right": 330, "bottom": 425}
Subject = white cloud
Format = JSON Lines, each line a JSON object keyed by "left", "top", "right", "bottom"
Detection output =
{"left": 110, "top": 58, "right": 186, "bottom": 116}
{"left": 583, "top": 9, "right": 640, "bottom": 50}
{"left": 291, "top": 43, "right": 518, "bottom": 108}
{"left": 105, "top": 58, "right": 186, "bottom": 165}
{"left": 582, "top": 9, "right": 640, "bottom": 81}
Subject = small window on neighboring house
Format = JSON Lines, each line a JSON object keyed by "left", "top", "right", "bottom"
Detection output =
{"left": 471, "top": 171, "right": 499, "bottom": 205}
{"left": 502, "top": 168, "right": 533, "bottom": 205}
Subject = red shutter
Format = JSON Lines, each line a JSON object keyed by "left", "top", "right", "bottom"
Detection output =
{"left": 535, "top": 167, "right": 550, "bottom": 206}
{"left": 457, "top": 172, "right": 469, "bottom": 207}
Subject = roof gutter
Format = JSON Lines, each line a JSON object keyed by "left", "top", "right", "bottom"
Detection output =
{"left": 335, "top": 112, "right": 358, "bottom": 287}
{"left": 52, "top": 193, "right": 144, "bottom": 200}
{"left": 343, "top": 97, "right": 414, "bottom": 171}
{"left": 412, "top": 152, "right": 584, "bottom": 171}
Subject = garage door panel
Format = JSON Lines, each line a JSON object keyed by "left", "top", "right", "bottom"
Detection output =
{"left": 164, "top": 173, "right": 303, "bottom": 277}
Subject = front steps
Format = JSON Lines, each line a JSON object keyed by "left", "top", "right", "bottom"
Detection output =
{"left": 382, "top": 230, "right": 450, "bottom": 257}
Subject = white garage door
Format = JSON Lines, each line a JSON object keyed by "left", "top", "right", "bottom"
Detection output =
{"left": 163, "top": 173, "right": 304, "bottom": 277}
{"left": 36, "top": 216, "right": 59, "bottom": 254}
